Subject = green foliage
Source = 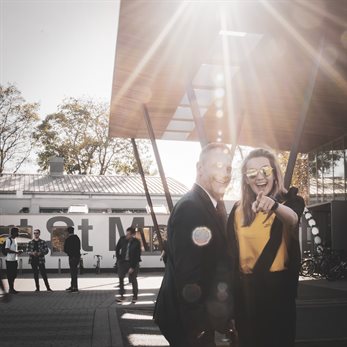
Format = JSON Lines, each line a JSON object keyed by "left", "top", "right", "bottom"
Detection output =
{"left": 0, "top": 84, "right": 39, "bottom": 174}
{"left": 34, "top": 98, "right": 153, "bottom": 175}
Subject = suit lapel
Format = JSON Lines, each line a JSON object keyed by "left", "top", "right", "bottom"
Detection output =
{"left": 191, "top": 184, "right": 227, "bottom": 239}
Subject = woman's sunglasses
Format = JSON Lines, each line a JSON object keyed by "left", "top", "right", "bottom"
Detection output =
{"left": 245, "top": 165, "right": 273, "bottom": 179}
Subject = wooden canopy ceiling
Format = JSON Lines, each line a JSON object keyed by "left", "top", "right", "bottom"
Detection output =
{"left": 109, "top": 0, "right": 347, "bottom": 153}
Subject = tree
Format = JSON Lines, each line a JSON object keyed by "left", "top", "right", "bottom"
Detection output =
{"left": 278, "top": 151, "right": 309, "bottom": 202}
{"left": 0, "top": 84, "right": 39, "bottom": 174}
{"left": 307, "top": 150, "right": 344, "bottom": 177}
{"left": 34, "top": 97, "right": 153, "bottom": 175}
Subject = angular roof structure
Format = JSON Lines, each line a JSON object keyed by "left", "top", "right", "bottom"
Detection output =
{"left": 0, "top": 174, "right": 189, "bottom": 196}
{"left": 109, "top": 0, "right": 347, "bottom": 152}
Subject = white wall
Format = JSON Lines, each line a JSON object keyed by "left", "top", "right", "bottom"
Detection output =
{"left": 0, "top": 213, "right": 169, "bottom": 269}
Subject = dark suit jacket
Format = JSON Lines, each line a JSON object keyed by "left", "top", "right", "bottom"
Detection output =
{"left": 63, "top": 234, "right": 81, "bottom": 257}
{"left": 116, "top": 236, "right": 142, "bottom": 269}
{"left": 154, "top": 184, "right": 234, "bottom": 340}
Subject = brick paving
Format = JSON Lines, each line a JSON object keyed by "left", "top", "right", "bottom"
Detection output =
{"left": 0, "top": 273, "right": 122, "bottom": 347}
{"left": 1, "top": 272, "right": 347, "bottom": 347}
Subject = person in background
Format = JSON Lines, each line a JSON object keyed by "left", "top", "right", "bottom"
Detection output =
{"left": 27, "top": 229, "right": 52, "bottom": 292}
{"left": 5, "top": 227, "right": 23, "bottom": 294}
{"left": 0, "top": 269, "right": 10, "bottom": 302}
{"left": 115, "top": 226, "right": 142, "bottom": 303}
{"left": 154, "top": 143, "right": 235, "bottom": 347}
{"left": 63, "top": 226, "right": 81, "bottom": 293}
{"left": 227, "top": 148, "right": 305, "bottom": 347}
{"left": 160, "top": 239, "right": 168, "bottom": 265}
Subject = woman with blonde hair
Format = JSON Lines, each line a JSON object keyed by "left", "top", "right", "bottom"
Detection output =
{"left": 227, "top": 148, "right": 305, "bottom": 347}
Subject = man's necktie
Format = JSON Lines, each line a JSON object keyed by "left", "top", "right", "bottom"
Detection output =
{"left": 216, "top": 200, "right": 228, "bottom": 230}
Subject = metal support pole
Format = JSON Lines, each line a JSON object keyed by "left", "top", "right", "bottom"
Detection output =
{"left": 142, "top": 105, "right": 174, "bottom": 213}
{"left": 186, "top": 83, "right": 242, "bottom": 161}
{"left": 284, "top": 39, "right": 324, "bottom": 189}
{"left": 131, "top": 138, "right": 164, "bottom": 251}
{"left": 186, "top": 84, "right": 208, "bottom": 148}
{"left": 229, "top": 111, "right": 244, "bottom": 163}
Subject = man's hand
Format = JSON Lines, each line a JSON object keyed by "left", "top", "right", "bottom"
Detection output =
{"left": 225, "top": 319, "right": 239, "bottom": 346}
{"left": 128, "top": 267, "right": 134, "bottom": 274}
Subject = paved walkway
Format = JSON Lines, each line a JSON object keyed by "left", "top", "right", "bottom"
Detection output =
{"left": 0, "top": 272, "right": 123, "bottom": 347}
{"left": 1, "top": 272, "right": 347, "bottom": 347}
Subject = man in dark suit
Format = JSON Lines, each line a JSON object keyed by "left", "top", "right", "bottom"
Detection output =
{"left": 115, "top": 226, "right": 142, "bottom": 303}
{"left": 154, "top": 143, "right": 234, "bottom": 347}
{"left": 63, "top": 226, "right": 81, "bottom": 293}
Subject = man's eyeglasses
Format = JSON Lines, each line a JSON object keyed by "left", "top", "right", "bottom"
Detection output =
{"left": 245, "top": 165, "right": 273, "bottom": 179}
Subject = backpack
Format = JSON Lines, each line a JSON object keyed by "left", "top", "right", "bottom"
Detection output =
{"left": 1, "top": 238, "right": 12, "bottom": 256}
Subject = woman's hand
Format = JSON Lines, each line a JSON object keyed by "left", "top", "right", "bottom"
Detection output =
{"left": 253, "top": 191, "right": 298, "bottom": 229}
{"left": 252, "top": 191, "right": 276, "bottom": 213}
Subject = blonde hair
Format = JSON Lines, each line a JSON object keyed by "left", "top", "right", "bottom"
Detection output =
{"left": 240, "top": 148, "right": 287, "bottom": 226}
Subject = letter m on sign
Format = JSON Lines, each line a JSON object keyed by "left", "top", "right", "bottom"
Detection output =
{"left": 108, "top": 217, "right": 144, "bottom": 251}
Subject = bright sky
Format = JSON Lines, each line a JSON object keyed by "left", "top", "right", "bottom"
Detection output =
{"left": 1, "top": 0, "right": 118, "bottom": 114}
{"left": 0, "top": 0, "right": 243, "bottom": 198}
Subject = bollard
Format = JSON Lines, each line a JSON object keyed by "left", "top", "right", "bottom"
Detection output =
{"left": 58, "top": 258, "right": 61, "bottom": 274}
{"left": 19, "top": 258, "right": 23, "bottom": 275}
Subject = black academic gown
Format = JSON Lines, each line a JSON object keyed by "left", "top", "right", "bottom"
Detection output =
{"left": 227, "top": 187, "right": 305, "bottom": 347}
{"left": 154, "top": 184, "right": 234, "bottom": 346}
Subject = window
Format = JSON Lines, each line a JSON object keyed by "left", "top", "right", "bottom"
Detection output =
{"left": 51, "top": 226, "right": 69, "bottom": 256}
{"left": 316, "top": 150, "right": 324, "bottom": 202}
{"left": 40, "top": 207, "right": 68, "bottom": 213}
{"left": 136, "top": 225, "right": 167, "bottom": 253}
{"left": 308, "top": 151, "right": 317, "bottom": 203}
{"left": 332, "top": 139, "right": 345, "bottom": 200}
{"left": 146, "top": 205, "right": 168, "bottom": 214}
{"left": 309, "top": 134, "right": 347, "bottom": 204}
{"left": 0, "top": 225, "right": 32, "bottom": 252}
{"left": 0, "top": 226, "right": 10, "bottom": 249}
{"left": 68, "top": 205, "right": 88, "bottom": 213}
{"left": 322, "top": 144, "right": 334, "bottom": 201}
{"left": 111, "top": 208, "right": 147, "bottom": 213}
{"left": 88, "top": 208, "right": 108, "bottom": 213}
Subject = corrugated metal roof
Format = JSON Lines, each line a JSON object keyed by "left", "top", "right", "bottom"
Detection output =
{"left": 0, "top": 174, "right": 189, "bottom": 196}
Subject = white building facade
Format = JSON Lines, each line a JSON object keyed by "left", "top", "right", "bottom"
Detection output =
{"left": 0, "top": 166, "right": 189, "bottom": 270}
